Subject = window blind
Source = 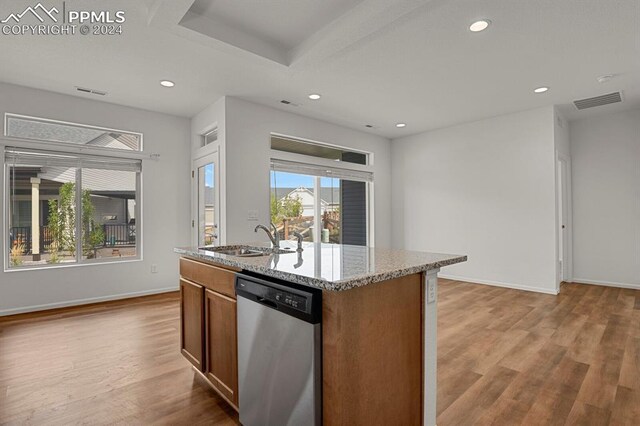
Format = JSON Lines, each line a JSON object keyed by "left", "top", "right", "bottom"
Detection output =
{"left": 270, "top": 159, "right": 373, "bottom": 183}
{"left": 5, "top": 148, "right": 142, "bottom": 172}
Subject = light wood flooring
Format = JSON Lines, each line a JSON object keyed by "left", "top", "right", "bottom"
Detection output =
{"left": 1, "top": 280, "right": 639, "bottom": 425}
{"left": 437, "top": 280, "right": 640, "bottom": 425}
{"left": 0, "top": 293, "right": 238, "bottom": 425}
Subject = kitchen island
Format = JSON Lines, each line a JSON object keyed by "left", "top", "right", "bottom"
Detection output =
{"left": 175, "top": 242, "right": 466, "bottom": 426}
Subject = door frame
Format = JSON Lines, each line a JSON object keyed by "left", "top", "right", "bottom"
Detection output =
{"left": 556, "top": 151, "right": 573, "bottom": 289}
{"left": 192, "top": 151, "right": 221, "bottom": 247}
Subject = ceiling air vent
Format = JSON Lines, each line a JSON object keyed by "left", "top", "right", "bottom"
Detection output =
{"left": 76, "top": 86, "right": 107, "bottom": 96}
{"left": 573, "top": 92, "right": 622, "bottom": 110}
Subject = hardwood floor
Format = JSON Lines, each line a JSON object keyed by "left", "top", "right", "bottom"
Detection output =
{"left": 1, "top": 280, "right": 638, "bottom": 425}
{"left": 437, "top": 280, "right": 640, "bottom": 426}
{"left": 0, "top": 293, "right": 239, "bottom": 425}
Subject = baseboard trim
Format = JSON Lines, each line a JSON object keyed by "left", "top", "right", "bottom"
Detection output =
{"left": 438, "top": 274, "right": 559, "bottom": 295}
{"left": 571, "top": 278, "right": 640, "bottom": 291}
{"left": 0, "top": 286, "right": 179, "bottom": 317}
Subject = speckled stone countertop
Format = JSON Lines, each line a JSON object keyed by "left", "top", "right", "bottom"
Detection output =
{"left": 174, "top": 241, "right": 466, "bottom": 291}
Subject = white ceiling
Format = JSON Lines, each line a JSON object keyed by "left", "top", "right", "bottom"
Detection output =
{"left": 186, "top": 0, "right": 364, "bottom": 52}
{"left": 0, "top": 0, "right": 638, "bottom": 138}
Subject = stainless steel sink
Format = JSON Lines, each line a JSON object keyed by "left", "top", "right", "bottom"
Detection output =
{"left": 216, "top": 248, "right": 269, "bottom": 257}
{"left": 198, "top": 245, "right": 295, "bottom": 257}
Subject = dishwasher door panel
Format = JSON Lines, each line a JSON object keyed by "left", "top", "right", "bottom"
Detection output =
{"left": 237, "top": 296, "right": 321, "bottom": 426}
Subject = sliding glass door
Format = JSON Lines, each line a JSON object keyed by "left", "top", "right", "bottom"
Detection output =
{"left": 270, "top": 162, "right": 370, "bottom": 246}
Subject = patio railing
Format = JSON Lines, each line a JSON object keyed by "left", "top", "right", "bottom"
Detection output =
{"left": 9, "top": 226, "right": 54, "bottom": 254}
{"left": 103, "top": 224, "right": 135, "bottom": 247}
{"left": 10, "top": 224, "right": 135, "bottom": 253}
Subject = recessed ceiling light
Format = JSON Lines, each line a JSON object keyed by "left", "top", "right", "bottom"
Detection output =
{"left": 396, "top": 123, "right": 406, "bottom": 128}
{"left": 534, "top": 86, "right": 549, "bottom": 94}
{"left": 160, "top": 80, "right": 175, "bottom": 88}
{"left": 308, "top": 93, "right": 321, "bottom": 100}
{"left": 469, "top": 20, "right": 491, "bottom": 32}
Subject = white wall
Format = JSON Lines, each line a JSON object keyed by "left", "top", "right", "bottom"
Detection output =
{"left": 554, "top": 109, "right": 571, "bottom": 157}
{"left": 571, "top": 108, "right": 640, "bottom": 289}
{"left": 392, "top": 107, "right": 559, "bottom": 294}
{"left": 221, "top": 97, "right": 392, "bottom": 247}
{"left": 0, "top": 82, "right": 191, "bottom": 315}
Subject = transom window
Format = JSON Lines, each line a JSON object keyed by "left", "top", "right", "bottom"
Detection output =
{"left": 271, "top": 134, "right": 368, "bottom": 166}
{"left": 5, "top": 114, "right": 142, "bottom": 151}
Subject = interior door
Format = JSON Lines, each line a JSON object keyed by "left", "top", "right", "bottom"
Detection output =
{"left": 557, "top": 156, "right": 571, "bottom": 285}
{"left": 194, "top": 153, "right": 219, "bottom": 247}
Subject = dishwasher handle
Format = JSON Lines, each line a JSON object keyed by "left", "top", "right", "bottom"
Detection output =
{"left": 256, "top": 297, "right": 278, "bottom": 309}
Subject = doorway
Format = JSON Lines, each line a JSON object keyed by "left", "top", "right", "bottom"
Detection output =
{"left": 194, "top": 152, "right": 219, "bottom": 247}
{"left": 556, "top": 154, "right": 572, "bottom": 288}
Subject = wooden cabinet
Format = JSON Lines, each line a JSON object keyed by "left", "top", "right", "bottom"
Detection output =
{"left": 205, "top": 289, "right": 239, "bottom": 406}
{"left": 322, "top": 273, "right": 423, "bottom": 425}
{"left": 180, "top": 279, "right": 204, "bottom": 371}
{"left": 179, "top": 257, "right": 240, "bottom": 411}
{"left": 180, "top": 257, "right": 236, "bottom": 298}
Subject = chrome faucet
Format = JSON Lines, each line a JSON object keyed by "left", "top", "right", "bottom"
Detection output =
{"left": 254, "top": 223, "right": 280, "bottom": 248}
{"left": 293, "top": 231, "right": 304, "bottom": 252}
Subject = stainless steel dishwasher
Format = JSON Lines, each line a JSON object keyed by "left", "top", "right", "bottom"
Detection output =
{"left": 235, "top": 273, "right": 322, "bottom": 426}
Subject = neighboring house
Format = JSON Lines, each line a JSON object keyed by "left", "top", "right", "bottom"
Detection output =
{"left": 9, "top": 166, "right": 135, "bottom": 252}
{"left": 275, "top": 187, "right": 340, "bottom": 217}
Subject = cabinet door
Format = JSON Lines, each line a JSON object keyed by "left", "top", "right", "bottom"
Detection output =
{"left": 205, "top": 289, "right": 239, "bottom": 406}
{"left": 180, "top": 279, "right": 204, "bottom": 371}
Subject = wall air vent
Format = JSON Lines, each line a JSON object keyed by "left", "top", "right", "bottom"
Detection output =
{"left": 76, "top": 86, "right": 107, "bottom": 96}
{"left": 573, "top": 92, "right": 622, "bottom": 110}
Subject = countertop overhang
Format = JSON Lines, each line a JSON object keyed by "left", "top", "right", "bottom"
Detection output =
{"left": 175, "top": 242, "right": 467, "bottom": 291}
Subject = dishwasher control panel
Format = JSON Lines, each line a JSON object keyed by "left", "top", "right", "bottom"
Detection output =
{"left": 272, "top": 290, "right": 307, "bottom": 311}
{"left": 236, "top": 274, "right": 322, "bottom": 323}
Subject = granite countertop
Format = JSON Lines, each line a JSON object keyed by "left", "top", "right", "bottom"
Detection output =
{"left": 174, "top": 241, "right": 466, "bottom": 291}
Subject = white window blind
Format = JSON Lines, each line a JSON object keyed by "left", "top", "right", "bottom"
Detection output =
{"left": 5, "top": 148, "right": 142, "bottom": 172}
{"left": 270, "top": 159, "right": 373, "bottom": 183}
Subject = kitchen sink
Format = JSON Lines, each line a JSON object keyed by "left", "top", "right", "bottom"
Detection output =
{"left": 216, "top": 248, "right": 268, "bottom": 257}
{"left": 199, "top": 245, "right": 295, "bottom": 257}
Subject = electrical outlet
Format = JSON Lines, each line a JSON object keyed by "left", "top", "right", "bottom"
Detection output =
{"left": 427, "top": 278, "right": 436, "bottom": 304}
{"left": 151, "top": 264, "right": 158, "bottom": 274}
{"left": 247, "top": 210, "right": 259, "bottom": 221}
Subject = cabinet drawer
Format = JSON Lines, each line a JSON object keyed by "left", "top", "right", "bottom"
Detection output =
{"left": 180, "top": 257, "right": 237, "bottom": 298}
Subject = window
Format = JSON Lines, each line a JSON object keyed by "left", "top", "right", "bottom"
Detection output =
{"left": 4, "top": 115, "right": 142, "bottom": 269}
{"left": 270, "top": 159, "right": 371, "bottom": 246}
{"left": 6, "top": 149, "right": 141, "bottom": 268}
{"left": 6, "top": 114, "right": 141, "bottom": 151}
{"left": 271, "top": 135, "right": 368, "bottom": 165}
{"left": 202, "top": 128, "right": 218, "bottom": 147}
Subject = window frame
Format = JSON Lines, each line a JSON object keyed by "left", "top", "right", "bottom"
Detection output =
{"left": 2, "top": 114, "right": 144, "bottom": 272}
{"left": 269, "top": 133, "right": 375, "bottom": 247}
